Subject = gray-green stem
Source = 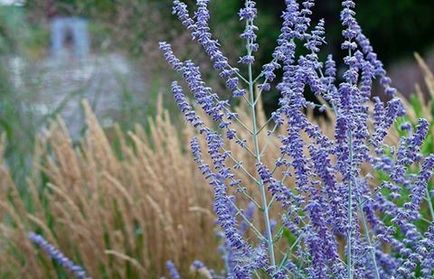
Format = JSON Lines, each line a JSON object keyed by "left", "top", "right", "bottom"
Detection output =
{"left": 347, "top": 128, "right": 354, "bottom": 279}
{"left": 426, "top": 187, "right": 434, "bottom": 221}
{"left": 358, "top": 201, "right": 380, "bottom": 279}
{"left": 246, "top": 19, "right": 276, "bottom": 267}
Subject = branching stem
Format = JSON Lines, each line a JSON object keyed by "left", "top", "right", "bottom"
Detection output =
{"left": 228, "top": 199, "right": 265, "bottom": 241}
{"left": 245, "top": 16, "right": 276, "bottom": 266}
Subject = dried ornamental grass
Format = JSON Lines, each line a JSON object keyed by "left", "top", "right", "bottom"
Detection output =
{"left": 0, "top": 100, "right": 215, "bottom": 278}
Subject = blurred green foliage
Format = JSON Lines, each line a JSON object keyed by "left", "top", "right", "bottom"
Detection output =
{"left": 22, "top": 1, "right": 434, "bottom": 65}
{"left": 0, "top": 62, "right": 36, "bottom": 187}
{"left": 210, "top": 0, "right": 434, "bottom": 64}
{"left": 0, "top": 6, "right": 26, "bottom": 53}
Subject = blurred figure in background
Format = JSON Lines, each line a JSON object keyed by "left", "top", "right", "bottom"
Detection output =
{"left": 47, "top": 0, "right": 89, "bottom": 59}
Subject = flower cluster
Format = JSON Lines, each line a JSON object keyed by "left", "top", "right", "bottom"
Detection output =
{"left": 239, "top": 0, "right": 258, "bottom": 65}
{"left": 161, "top": 0, "right": 433, "bottom": 278}
{"left": 166, "top": 261, "right": 181, "bottom": 279}
{"left": 28, "top": 232, "right": 89, "bottom": 279}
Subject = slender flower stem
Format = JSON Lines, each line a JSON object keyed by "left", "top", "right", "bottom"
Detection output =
{"left": 259, "top": 124, "right": 279, "bottom": 157}
{"left": 279, "top": 233, "right": 303, "bottom": 268}
{"left": 212, "top": 96, "right": 254, "bottom": 135}
{"left": 233, "top": 118, "right": 254, "bottom": 135}
{"left": 267, "top": 195, "right": 275, "bottom": 209}
{"left": 239, "top": 188, "right": 263, "bottom": 210}
{"left": 243, "top": 95, "right": 254, "bottom": 107}
{"left": 233, "top": 134, "right": 257, "bottom": 158}
{"left": 344, "top": 37, "right": 355, "bottom": 278}
{"left": 347, "top": 129, "right": 353, "bottom": 279}
{"left": 246, "top": 18, "right": 276, "bottom": 266}
{"left": 253, "top": 81, "right": 266, "bottom": 106}
{"left": 270, "top": 154, "right": 287, "bottom": 177}
{"left": 225, "top": 150, "right": 260, "bottom": 184}
{"left": 330, "top": 98, "right": 352, "bottom": 278}
{"left": 426, "top": 187, "right": 434, "bottom": 221}
{"left": 347, "top": 129, "right": 354, "bottom": 279}
{"left": 358, "top": 201, "right": 380, "bottom": 279}
{"left": 229, "top": 199, "right": 266, "bottom": 241}
{"left": 253, "top": 72, "right": 264, "bottom": 84}
{"left": 229, "top": 65, "right": 249, "bottom": 84}
{"left": 256, "top": 117, "right": 274, "bottom": 135}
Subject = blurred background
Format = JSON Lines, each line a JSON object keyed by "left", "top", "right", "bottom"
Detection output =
{"left": 0, "top": 0, "right": 433, "bottom": 193}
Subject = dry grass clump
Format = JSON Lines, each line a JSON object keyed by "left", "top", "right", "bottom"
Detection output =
{"left": 404, "top": 54, "right": 434, "bottom": 125}
{"left": 0, "top": 100, "right": 216, "bottom": 278}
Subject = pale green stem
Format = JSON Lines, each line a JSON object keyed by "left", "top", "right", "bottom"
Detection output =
{"left": 358, "top": 201, "right": 380, "bottom": 279}
{"left": 228, "top": 199, "right": 265, "bottom": 241}
{"left": 210, "top": 95, "right": 253, "bottom": 134}
{"left": 259, "top": 124, "right": 279, "bottom": 157}
{"left": 229, "top": 65, "right": 249, "bottom": 84}
{"left": 224, "top": 148, "right": 260, "bottom": 184}
{"left": 344, "top": 42, "right": 355, "bottom": 279}
{"left": 347, "top": 130, "right": 354, "bottom": 279}
{"left": 426, "top": 187, "right": 434, "bottom": 221}
{"left": 245, "top": 17, "right": 276, "bottom": 266}
{"left": 243, "top": 95, "right": 253, "bottom": 107}
{"left": 257, "top": 117, "right": 274, "bottom": 135}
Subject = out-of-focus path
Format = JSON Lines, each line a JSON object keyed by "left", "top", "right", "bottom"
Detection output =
{"left": 6, "top": 53, "right": 148, "bottom": 139}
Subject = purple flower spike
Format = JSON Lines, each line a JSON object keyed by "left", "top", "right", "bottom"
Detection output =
{"left": 28, "top": 232, "right": 90, "bottom": 279}
{"left": 166, "top": 260, "right": 181, "bottom": 279}
{"left": 239, "top": 0, "right": 259, "bottom": 65}
{"left": 161, "top": 0, "right": 433, "bottom": 277}
{"left": 170, "top": 1, "right": 245, "bottom": 97}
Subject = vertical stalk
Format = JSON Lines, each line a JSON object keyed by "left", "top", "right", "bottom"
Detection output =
{"left": 246, "top": 19, "right": 276, "bottom": 267}
{"left": 347, "top": 130, "right": 354, "bottom": 279}
{"left": 358, "top": 202, "right": 380, "bottom": 279}
{"left": 426, "top": 187, "right": 434, "bottom": 222}
{"left": 345, "top": 39, "right": 355, "bottom": 278}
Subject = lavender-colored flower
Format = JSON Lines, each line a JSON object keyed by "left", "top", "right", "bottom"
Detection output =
{"left": 239, "top": 201, "right": 256, "bottom": 235}
{"left": 191, "top": 260, "right": 205, "bottom": 270}
{"left": 239, "top": 1, "right": 257, "bottom": 21}
{"left": 171, "top": 0, "right": 244, "bottom": 97}
{"left": 190, "top": 260, "right": 214, "bottom": 279}
{"left": 239, "top": 1, "right": 259, "bottom": 65}
{"left": 159, "top": 42, "right": 183, "bottom": 71}
{"left": 305, "top": 19, "right": 325, "bottom": 55}
{"left": 28, "top": 232, "right": 89, "bottom": 279}
{"left": 172, "top": 0, "right": 195, "bottom": 30}
{"left": 408, "top": 155, "right": 434, "bottom": 214}
{"left": 161, "top": 0, "right": 433, "bottom": 277}
{"left": 172, "top": 82, "right": 207, "bottom": 134}
{"left": 166, "top": 261, "right": 181, "bottom": 279}
{"left": 239, "top": 54, "right": 255, "bottom": 65}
